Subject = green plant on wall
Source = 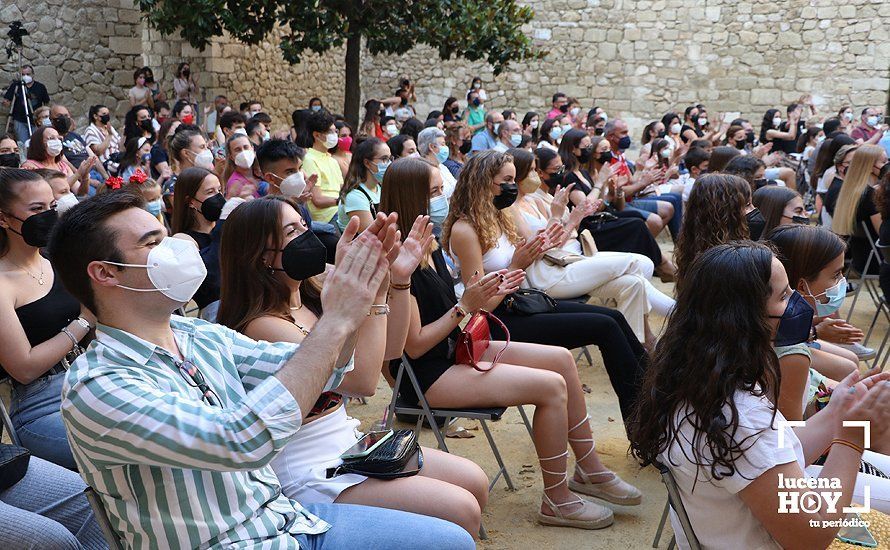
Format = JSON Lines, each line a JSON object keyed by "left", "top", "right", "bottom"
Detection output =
{"left": 139, "top": 0, "right": 544, "bottom": 126}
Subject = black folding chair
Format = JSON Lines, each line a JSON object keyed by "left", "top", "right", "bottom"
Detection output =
{"left": 386, "top": 357, "right": 534, "bottom": 539}
{"left": 847, "top": 220, "right": 883, "bottom": 319}
{"left": 651, "top": 461, "right": 701, "bottom": 550}
{"left": 84, "top": 487, "right": 124, "bottom": 550}
{"left": 0, "top": 375, "right": 19, "bottom": 446}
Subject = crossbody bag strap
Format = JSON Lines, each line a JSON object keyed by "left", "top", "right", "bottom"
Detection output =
{"left": 354, "top": 185, "right": 379, "bottom": 217}
{"left": 482, "top": 310, "right": 510, "bottom": 369}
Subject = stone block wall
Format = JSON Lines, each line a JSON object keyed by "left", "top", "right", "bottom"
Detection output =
{"left": 1, "top": 0, "right": 888, "bottom": 138}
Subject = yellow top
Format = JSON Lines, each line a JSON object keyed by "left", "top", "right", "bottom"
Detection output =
{"left": 302, "top": 147, "right": 343, "bottom": 222}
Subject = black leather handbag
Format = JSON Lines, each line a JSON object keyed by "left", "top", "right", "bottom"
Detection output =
{"left": 326, "top": 429, "right": 422, "bottom": 480}
{"left": 503, "top": 288, "right": 557, "bottom": 315}
{"left": 0, "top": 444, "right": 30, "bottom": 492}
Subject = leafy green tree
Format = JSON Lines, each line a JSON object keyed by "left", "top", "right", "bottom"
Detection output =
{"left": 139, "top": 0, "right": 544, "bottom": 126}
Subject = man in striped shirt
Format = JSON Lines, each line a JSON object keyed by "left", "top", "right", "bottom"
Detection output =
{"left": 48, "top": 192, "right": 474, "bottom": 549}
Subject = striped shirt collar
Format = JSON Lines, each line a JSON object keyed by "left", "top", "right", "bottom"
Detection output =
{"left": 94, "top": 316, "right": 195, "bottom": 366}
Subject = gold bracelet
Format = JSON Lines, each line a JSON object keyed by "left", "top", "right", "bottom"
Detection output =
{"left": 390, "top": 281, "right": 411, "bottom": 291}
{"left": 831, "top": 438, "right": 865, "bottom": 455}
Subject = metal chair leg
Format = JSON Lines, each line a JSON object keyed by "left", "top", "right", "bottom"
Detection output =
{"left": 480, "top": 420, "right": 514, "bottom": 491}
{"left": 517, "top": 405, "right": 533, "bottom": 439}
{"left": 653, "top": 498, "right": 670, "bottom": 547}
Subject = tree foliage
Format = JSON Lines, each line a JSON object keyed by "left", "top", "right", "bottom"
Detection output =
{"left": 138, "top": 0, "right": 544, "bottom": 75}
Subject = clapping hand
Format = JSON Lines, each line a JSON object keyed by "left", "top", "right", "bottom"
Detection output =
{"left": 320, "top": 232, "right": 389, "bottom": 333}
{"left": 551, "top": 183, "right": 575, "bottom": 219}
{"left": 335, "top": 212, "right": 399, "bottom": 267}
{"left": 461, "top": 269, "right": 524, "bottom": 312}
{"left": 509, "top": 234, "right": 547, "bottom": 270}
{"left": 390, "top": 215, "right": 435, "bottom": 284}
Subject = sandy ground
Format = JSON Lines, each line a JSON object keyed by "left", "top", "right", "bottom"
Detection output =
{"left": 2, "top": 238, "right": 885, "bottom": 549}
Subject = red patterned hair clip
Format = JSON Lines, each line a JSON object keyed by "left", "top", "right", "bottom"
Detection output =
{"left": 105, "top": 176, "right": 123, "bottom": 190}
{"left": 129, "top": 169, "right": 148, "bottom": 184}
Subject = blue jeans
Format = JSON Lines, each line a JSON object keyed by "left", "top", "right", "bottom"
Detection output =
{"left": 631, "top": 192, "right": 683, "bottom": 240}
{"left": 294, "top": 503, "right": 475, "bottom": 550}
{"left": 13, "top": 119, "right": 32, "bottom": 144}
{"left": 0, "top": 455, "right": 105, "bottom": 549}
{"left": 10, "top": 372, "right": 77, "bottom": 470}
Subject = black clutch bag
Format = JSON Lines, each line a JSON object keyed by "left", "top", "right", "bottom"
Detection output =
{"left": 0, "top": 444, "right": 30, "bottom": 492}
{"left": 503, "top": 288, "right": 557, "bottom": 315}
{"left": 327, "top": 429, "right": 423, "bottom": 480}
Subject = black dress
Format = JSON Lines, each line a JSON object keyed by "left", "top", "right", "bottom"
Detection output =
{"left": 565, "top": 171, "right": 663, "bottom": 265}
{"left": 186, "top": 230, "right": 219, "bottom": 309}
{"left": 391, "top": 247, "right": 649, "bottom": 422}
{"left": 850, "top": 186, "right": 880, "bottom": 275}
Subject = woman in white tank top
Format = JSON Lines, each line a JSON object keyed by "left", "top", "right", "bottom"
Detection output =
{"left": 507, "top": 149, "right": 675, "bottom": 344}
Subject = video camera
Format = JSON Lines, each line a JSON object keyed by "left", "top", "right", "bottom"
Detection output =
{"left": 5, "top": 21, "right": 28, "bottom": 59}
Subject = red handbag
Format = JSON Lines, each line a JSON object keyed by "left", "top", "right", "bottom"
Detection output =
{"left": 455, "top": 310, "right": 510, "bottom": 372}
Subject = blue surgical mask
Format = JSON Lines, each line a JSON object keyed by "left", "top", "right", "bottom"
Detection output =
{"left": 618, "top": 136, "right": 632, "bottom": 150}
{"left": 435, "top": 145, "right": 449, "bottom": 164}
{"left": 770, "top": 291, "right": 815, "bottom": 346}
{"left": 804, "top": 277, "right": 847, "bottom": 316}
{"left": 374, "top": 160, "right": 391, "bottom": 182}
{"left": 146, "top": 198, "right": 163, "bottom": 217}
{"left": 311, "top": 105, "right": 322, "bottom": 112}
{"left": 429, "top": 194, "right": 449, "bottom": 227}
{"left": 549, "top": 127, "right": 562, "bottom": 141}
{"left": 510, "top": 134, "right": 522, "bottom": 147}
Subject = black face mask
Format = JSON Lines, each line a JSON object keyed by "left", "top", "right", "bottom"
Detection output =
{"left": 52, "top": 115, "right": 70, "bottom": 135}
{"left": 0, "top": 152, "right": 19, "bottom": 168}
{"left": 5, "top": 208, "right": 58, "bottom": 247}
{"left": 400, "top": 97, "right": 408, "bottom": 106}
{"left": 492, "top": 183, "right": 519, "bottom": 210}
{"left": 472, "top": 98, "right": 481, "bottom": 107}
{"left": 459, "top": 139, "right": 472, "bottom": 155}
{"left": 195, "top": 193, "right": 225, "bottom": 222}
{"left": 657, "top": 131, "right": 666, "bottom": 138}
{"left": 753, "top": 178, "right": 769, "bottom": 190}
{"left": 140, "top": 119, "right": 154, "bottom": 132}
{"left": 578, "top": 147, "right": 593, "bottom": 164}
{"left": 545, "top": 172, "right": 565, "bottom": 191}
{"left": 99, "top": 113, "right": 111, "bottom": 125}
{"left": 734, "top": 140, "right": 746, "bottom": 150}
{"left": 270, "top": 230, "right": 328, "bottom": 281}
{"left": 452, "top": 106, "right": 459, "bottom": 114}
{"left": 746, "top": 131, "right": 756, "bottom": 144}
{"left": 791, "top": 215, "right": 810, "bottom": 225}
{"left": 746, "top": 208, "right": 766, "bottom": 241}
{"left": 559, "top": 104, "right": 569, "bottom": 113}
{"left": 770, "top": 291, "right": 814, "bottom": 346}
{"left": 597, "top": 151, "right": 613, "bottom": 165}
{"left": 594, "top": 127, "right": 604, "bottom": 136}
{"left": 182, "top": 69, "right": 191, "bottom": 78}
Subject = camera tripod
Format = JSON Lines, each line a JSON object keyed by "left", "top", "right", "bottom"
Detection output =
{"left": 4, "top": 21, "right": 33, "bottom": 141}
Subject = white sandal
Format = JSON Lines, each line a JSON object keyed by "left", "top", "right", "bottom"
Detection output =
{"left": 536, "top": 450, "right": 614, "bottom": 530}
{"left": 566, "top": 415, "right": 642, "bottom": 506}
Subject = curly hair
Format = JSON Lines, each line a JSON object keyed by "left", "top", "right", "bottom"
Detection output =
{"left": 442, "top": 150, "right": 520, "bottom": 254}
{"left": 629, "top": 241, "right": 781, "bottom": 481}
{"left": 674, "top": 174, "right": 751, "bottom": 281}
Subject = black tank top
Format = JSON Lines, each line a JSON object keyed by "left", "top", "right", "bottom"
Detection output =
{"left": 410, "top": 248, "right": 460, "bottom": 360}
{"left": 9, "top": 268, "right": 82, "bottom": 378}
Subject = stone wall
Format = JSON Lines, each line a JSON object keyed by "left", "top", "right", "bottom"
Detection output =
{"left": 2, "top": 0, "right": 888, "bottom": 137}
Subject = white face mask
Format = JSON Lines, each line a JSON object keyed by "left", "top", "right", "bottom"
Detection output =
{"left": 697, "top": 117, "right": 708, "bottom": 126}
{"left": 279, "top": 172, "right": 306, "bottom": 198}
{"left": 22, "top": 75, "right": 33, "bottom": 84}
{"left": 151, "top": 118, "right": 161, "bottom": 133}
{"left": 55, "top": 192, "right": 78, "bottom": 213}
{"left": 46, "top": 138, "right": 63, "bottom": 156}
{"left": 193, "top": 149, "right": 214, "bottom": 170}
{"left": 844, "top": 112, "right": 854, "bottom": 121}
{"left": 570, "top": 107, "right": 581, "bottom": 117}
{"left": 773, "top": 117, "right": 782, "bottom": 128}
{"left": 385, "top": 124, "right": 399, "bottom": 137}
{"left": 530, "top": 120, "right": 539, "bottom": 129}
{"left": 232, "top": 128, "right": 248, "bottom": 137}
{"left": 324, "top": 132, "right": 338, "bottom": 149}
{"left": 234, "top": 149, "right": 255, "bottom": 169}
{"left": 600, "top": 113, "right": 608, "bottom": 123}
{"left": 103, "top": 237, "right": 207, "bottom": 304}
{"left": 561, "top": 124, "right": 572, "bottom": 134}
{"left": 670, "top": 123, "right": 682, "bottom": 134}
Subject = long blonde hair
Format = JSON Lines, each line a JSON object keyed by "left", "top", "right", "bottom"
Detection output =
{"left": 442, "top": 150, "right": 520, "bottom": 254}
{"left": 833, "top": 144, "right": 884, "bottom": 235}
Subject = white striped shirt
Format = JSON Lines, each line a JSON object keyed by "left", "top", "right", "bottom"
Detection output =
{"left": 62, "top": 316, "right": 350, "bottom": 549}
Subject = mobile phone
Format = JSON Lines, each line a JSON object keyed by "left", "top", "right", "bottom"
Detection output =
{"left": 883, "top": 115, "right": 890, "bottom": 125}
{"left": 340, "top": 430, "right": 393, "bottom": 460}
{"left": 836, "top": 513, "right": 878, "bottom": 548}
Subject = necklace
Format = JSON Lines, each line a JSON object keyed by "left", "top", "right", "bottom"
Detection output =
{"left": 12, "top": 259, "right": 45, "bottom": 285}
{"left": 290, "top": 317, "right": 310, "bottom": 336}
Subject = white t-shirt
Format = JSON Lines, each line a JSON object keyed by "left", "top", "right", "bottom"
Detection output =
{"left": 438, "top": 162, "right": 457, "bottom": 199}
{"left": 660, "top": 388, "right": 805, "bottom": 550}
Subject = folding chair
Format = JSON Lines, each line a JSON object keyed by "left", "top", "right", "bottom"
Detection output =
{"left": 84, "top": 487, "right": 124, "bottom": 550}
{"left": 651, "top": 461, "right": 701, "bottom": 550}
{"left": 0, "top": 376, "right": 20, "bottom": 446}
{"left": 386, "top": 357, "right": 534, "bottom": 539}
{"left": 847, "top": 221, "right": 882, "bottom": 319}
{"left": 863, "top": 239, "right": 890, "bottom": 349}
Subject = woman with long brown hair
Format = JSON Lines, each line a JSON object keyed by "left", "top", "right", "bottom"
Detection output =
{"left": 171, "top": 166, "right": 225, "bottom": 309}
{"left": 336, "top": 137, "right": 388, "bottom": 233}
{"left": 674, "top": 173, "right": 752, "bottom": 280}
{"left": 444, "top": 150, "right": 649, "bottom": 421}
{"left": 216, "top": 195, "right": 492, "bottom": 538}
{"left": 381, "top": 156, "right": 641, "bottom": 530}
{"left": 833, "top": 144, "right": 887, "bottom": 274}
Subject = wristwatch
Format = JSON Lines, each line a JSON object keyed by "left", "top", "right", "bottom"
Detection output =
{"left": 453, "top": 303, "right": 468, "bottom": 318}
{"left": 74, "top": 316, "right": 92, "bottom": 331}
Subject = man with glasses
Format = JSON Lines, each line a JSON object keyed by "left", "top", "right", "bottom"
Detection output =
{"left": 48, "top": 191, "right": 474, "bottom": 549}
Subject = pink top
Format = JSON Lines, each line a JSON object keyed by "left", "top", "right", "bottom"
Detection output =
{"left": 21, "top": 158, "right": 74, "bottom": 176}
{"left": 226, "top": 171, "right": 260, "bottom": 199}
